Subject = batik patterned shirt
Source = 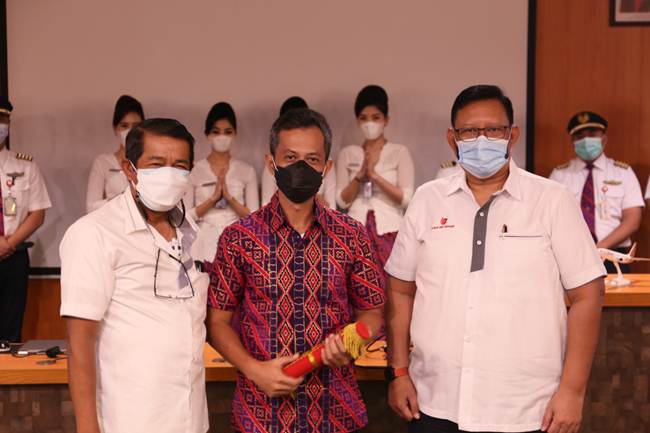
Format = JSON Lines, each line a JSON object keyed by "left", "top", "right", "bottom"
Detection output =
{"left": 209, "top": 193, "right": 385, "bottom": 433}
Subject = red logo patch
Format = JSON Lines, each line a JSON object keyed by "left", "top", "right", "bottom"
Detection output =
{"left": 432, "top": 217, "right": 455, "bottom": 230}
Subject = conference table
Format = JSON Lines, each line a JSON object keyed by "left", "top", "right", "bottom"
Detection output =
{"left": 1, "top": 274, "right": 649, "bottom": 433}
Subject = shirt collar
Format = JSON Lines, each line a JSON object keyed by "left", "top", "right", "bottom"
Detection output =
{"left": 268, "top": 192, "right": 328, "bottom": 233}
{"left": 122, "top": 188, "right": 198, "bottom": 235}
{"left": 576, "top": 153, "right": 606, "bottom": 171}
{"left": 444, "top": 158, "right": 523, "bottom": 201}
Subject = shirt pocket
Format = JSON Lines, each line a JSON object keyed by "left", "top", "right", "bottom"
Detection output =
{"left": 6, "top": 177, "right": 29, "bottom": 214}
{"left": 495, "top": 230, "right": 558, "bottom": 301}
{"left": 195, "top": 181, "right": 217, "bottom": 203}
{"left": 602, "top": 184, "right": 624, "bottom": 220}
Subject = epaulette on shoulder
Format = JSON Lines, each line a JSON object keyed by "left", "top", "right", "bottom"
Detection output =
{"left": 555, "top": 162, "right": 570, "bottom": 170}
{"left": 613, "top": 160, "right": 630, "bottom": 169}
{"left": 15, "top": 152, "right": 33, "bottom": 162}
{"left": 440, "top": 160, "right": 457, "bottom": 169}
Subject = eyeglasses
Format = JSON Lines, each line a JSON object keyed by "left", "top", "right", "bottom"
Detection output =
{"left": 153, "top": 249, "right": 195, "bottom": 299}
{"left": 454, "top": 125, "right": 511, "bottom": 141}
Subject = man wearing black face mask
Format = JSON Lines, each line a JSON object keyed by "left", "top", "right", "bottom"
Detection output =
{"left": 207, "top": 108, "right": 385, "bottom": 433}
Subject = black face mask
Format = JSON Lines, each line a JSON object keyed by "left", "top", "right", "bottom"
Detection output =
{"left": 274, "top": 159, "right": 323, "bottom": 204}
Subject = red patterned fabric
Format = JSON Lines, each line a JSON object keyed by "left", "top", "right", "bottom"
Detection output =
{"left": 364, "top": 210, "right": 397, "bottom": 269}
{"left": 209, "top": 193, "right": 386, "bottom": 433}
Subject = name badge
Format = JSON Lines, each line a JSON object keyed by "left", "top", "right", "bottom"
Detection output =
{"left": 3, "top": 195, "right": 17, "bottom": 216}
{"left": 108, "top": 168, "right": 122, "bottom": 173}
{"left": 603, "top": 180, "right": 622, "bottom": 186}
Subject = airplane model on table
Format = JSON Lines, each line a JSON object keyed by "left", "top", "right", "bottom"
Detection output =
{"left": 597, "top": 243, "right": 650, "bottom": 287}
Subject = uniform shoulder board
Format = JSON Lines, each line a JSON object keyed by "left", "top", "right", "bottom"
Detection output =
{"left": 15, "top": 152, "right": 33, "bottom": 162}
{"left": 440, "top": 160, "right": 457, "bottom": 169}
{"left": 613, "top": 160, "right": 630, "bottom": 169}
{"left": 555, "top": 162, "right": 570, "bottom": 170}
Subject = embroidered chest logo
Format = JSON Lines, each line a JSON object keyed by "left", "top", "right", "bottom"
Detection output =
{"left": 432, "top": 217, "right": 455, "bottom": 230}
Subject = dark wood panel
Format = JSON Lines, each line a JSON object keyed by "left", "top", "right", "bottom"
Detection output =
{"left": 22, "top": 278, "right": 66, "bottom": 341}
{"left": 535, "top": 0, "right": 650, "bottom": 272}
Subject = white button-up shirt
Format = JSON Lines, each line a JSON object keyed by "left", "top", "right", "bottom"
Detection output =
{"left": 385, "top": 160, "right": 605, "bottom": 432}
{"left": 549, "top": 154, "right": 645, "bottom": 247}
{"left": 86, "top": 152, "right": 129, "bottom": 213}
{"left": 260, "top": 162, "right": 337, "bottom": 209}
{"left": 188, "top": 158, "right": 259, "bottom": 262}
{"left": 0, "top": 146, "right": 51, "bottom": 236}
{"left": 60, "top": 190, "right": 209, "bottom": 433}
{"left": 336, "top": 142, "right": 414, "bottom": 234}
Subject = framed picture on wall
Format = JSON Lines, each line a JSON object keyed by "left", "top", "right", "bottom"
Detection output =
{"left": 611, "top": 0, "right": 650, "bottom": 25}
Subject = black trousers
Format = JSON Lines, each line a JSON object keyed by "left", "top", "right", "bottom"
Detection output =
{"left": 408, "top": 414, "right": 542, "bottom": 433}
{"left": 0, "top": 249, "right": 30, "bottom": 342}
{"left": 603, "top": 247, "right": 631, "bottom": 274}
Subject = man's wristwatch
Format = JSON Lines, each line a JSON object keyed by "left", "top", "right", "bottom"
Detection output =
{"left": 385, "top": 366, "right": 409, "bottom": 381}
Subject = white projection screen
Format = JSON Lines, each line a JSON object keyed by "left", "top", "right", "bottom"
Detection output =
{"left": 7, "top": 0, "right": 529, "bottom": 270}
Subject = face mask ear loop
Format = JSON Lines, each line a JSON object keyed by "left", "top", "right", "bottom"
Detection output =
{"left": 128, "top": 161, "right": 149, "bottom": 221}
{"left": 168, "top": 199, "right": 186, "bottom": 228}
{"left": 504, "top": 128, "right": 513, "bottom": 159}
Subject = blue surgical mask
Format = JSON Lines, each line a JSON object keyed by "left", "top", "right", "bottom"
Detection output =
{"left": 573, "top": 137, "right": 603, "bottom": 162}
{"left": 456, "top": 136, "right": 509, "bottom": 179}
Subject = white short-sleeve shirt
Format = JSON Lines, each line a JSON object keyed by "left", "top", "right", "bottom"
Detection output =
{"left": 0, "top": 146, "right": 52, "bottom": 236}
{"left": 549, "top": 154, "right": 645, "bottom": 247}
{"left": 86, "top": 152, "right": 128, "bottom": 213}
{"left": 260, "top": 162, "right": 337, "bottom": 209}
{"left": 385, "top": 159, "right": 605, "bottom": 432}
{"left": 336, "top": 142, "right": 414, "bottom": 234}
{"left": 60, "top": 190, "right": 209, "bottom": 433}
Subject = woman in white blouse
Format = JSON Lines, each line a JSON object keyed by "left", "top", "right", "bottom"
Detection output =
{"left": 189, "top": 102, "right": 259, "bottom": 262}
{"left": 261, "top": 96, "right": 337, "bottom": 208}
{"left": 86, "top": 95, "right": 144, "bottom": 213}
{"left": 336, "top": 85, "right": 414, "bottom": 264}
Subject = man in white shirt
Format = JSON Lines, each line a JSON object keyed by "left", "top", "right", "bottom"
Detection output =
{"left": 60, "top": 118, "right": 209, "bottom": 433}
{"left": 549, "top": 111, "right": 644, "bottom": 273}
{"left": 385, "top": 85, "right": 605, "bottom": 433}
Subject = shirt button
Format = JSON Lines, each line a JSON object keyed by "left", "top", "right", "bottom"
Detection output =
{"left": 464, "top": 336, "right": 471, "bottom": 342}
{"left": 476, "top": 240, "right": 482, "bottom": 246}
{"left": 479, "top": 212, "right": 485, "bottom": 217}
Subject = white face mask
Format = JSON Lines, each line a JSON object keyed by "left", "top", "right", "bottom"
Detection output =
{"left": 133, "top": 165, "right": 190, "bottom": 212}
{"left": 360, "top": 121, "right": 384, "bottom": 141}
{"left": 210, "top": 135, "right": 233, "bottom": 153}
{"left": 0, "top": 124, "right": 9, "bottom": 143}
{"left": 118, "top": 129, "right": 130, "bottom": 146}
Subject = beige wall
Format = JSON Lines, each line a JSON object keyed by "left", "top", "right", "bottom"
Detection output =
{"left": 7, "top": 0, "right": 528, "bottom": 268}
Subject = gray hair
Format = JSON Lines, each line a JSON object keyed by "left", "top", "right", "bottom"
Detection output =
{"left": 269, "top": 108, "right": 332, "bottom": 159}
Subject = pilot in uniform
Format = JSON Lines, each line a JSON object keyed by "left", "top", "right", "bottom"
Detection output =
{"left": 0, "top": 99, "right": 52, "bottom": 342}
{"left": 549, "top": 111, "right": 644, "bottom": 273}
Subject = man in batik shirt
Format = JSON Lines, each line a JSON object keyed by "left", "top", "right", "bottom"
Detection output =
{"left": 208, "top": 108, "right": 385, "bottom": 433}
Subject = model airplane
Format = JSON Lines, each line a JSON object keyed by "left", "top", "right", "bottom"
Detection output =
{"left": 598, "top": 243, "right": 650, "bottom": 286}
